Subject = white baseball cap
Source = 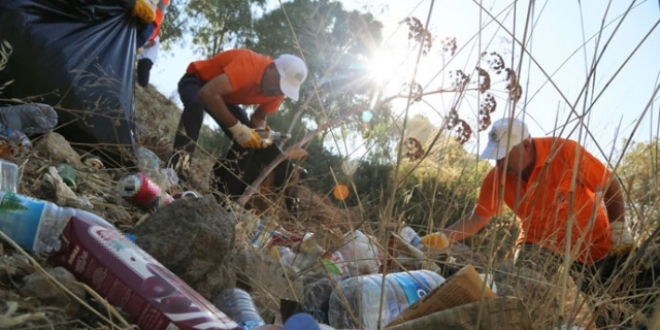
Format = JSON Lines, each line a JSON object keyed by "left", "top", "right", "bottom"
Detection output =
{"left": 480, "top": 118, "right": 530, "bottom": 160}
{"left": 274, "top": 54, "right": 307, "bottom": 101}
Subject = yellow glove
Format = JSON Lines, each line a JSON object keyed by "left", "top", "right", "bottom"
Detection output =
{"left": 420, "top": 232, "right": 450, "bottom": 250}
{"left": 132, "top": 0, "right": 156, "bottom": 23}
{"left": 228, "top": 122, "right": 272, "bottom": 149}
{"left": 610, "top": 221, "right": 634, "bottom": 255}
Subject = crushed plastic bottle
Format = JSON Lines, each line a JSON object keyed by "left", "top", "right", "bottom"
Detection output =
{"left": 328, "top": 270, "right": 445, "bottom": 329}
{"left": 335, "top": 230, "right": 381, "bottom": 277}
{"left": 213, "top": 288, "right": 266, "bottom": 330}
{"left": 0, "top": 128, "right": 32, "bottom": 150}
{"left": 0, "top": 103, "right": 58, "bottom": 134}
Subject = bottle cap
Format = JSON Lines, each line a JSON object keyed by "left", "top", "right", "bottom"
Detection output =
{"left": 282, "top": 313, "right": 319, "bottom": 330}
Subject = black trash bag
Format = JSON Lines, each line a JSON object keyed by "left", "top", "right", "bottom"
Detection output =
{"left": 0, "top": 0, "right": 142, "bottom": 167}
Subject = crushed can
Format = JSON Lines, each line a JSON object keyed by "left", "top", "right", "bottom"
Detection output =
{"left": 118, "top": 172, "right": 174, "bottom": 211}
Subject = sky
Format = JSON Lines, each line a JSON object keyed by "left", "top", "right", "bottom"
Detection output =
{"left": 150, "top": 0, "right": 660, "bottom": 164}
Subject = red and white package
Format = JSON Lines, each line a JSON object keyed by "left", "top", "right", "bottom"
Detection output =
{"left": 50, "top": 216, "right": 240, "bottom": 330}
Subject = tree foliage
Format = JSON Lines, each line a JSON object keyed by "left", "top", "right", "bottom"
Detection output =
{"left": 161, "top": 0, "right": 267, "bottom": 56}
{"left": 246, "top": 0, "right": 385, "bottom": 129}
{"left": 618, "top": 138, "right": 660, "bottom": 237}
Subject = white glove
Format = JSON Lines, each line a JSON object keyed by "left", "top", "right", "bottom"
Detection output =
{"left": 227, "top": 122, "right": 271, "bottom": 149}
{"left": 610, "top": 221, "right": 634, "bottom": 255}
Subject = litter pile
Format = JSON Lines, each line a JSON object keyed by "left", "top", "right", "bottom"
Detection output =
{"left": 0, "top": 95, "right": 603, "bottom": 330}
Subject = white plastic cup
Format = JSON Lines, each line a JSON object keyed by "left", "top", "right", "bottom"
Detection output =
{"left": 0, "top": 159, "right": 19, "bottom": 193}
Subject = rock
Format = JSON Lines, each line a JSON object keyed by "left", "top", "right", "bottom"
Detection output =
{"left": 33, "top": 132, "right": 82, "bottom": 166}
{"left": 132, "top": 195, "right": 236, "bottom": 299}
{"left": 20, "top": 267, "right": 85, "bottom": 316}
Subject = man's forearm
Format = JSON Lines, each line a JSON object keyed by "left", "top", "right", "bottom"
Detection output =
{"left": 604, "top": 177, "right": 626, "bottom": 223}
{"left": 199, "top": 91, "right": 236, "bottom": 128}
{"left": 440, "top": 211, "right": 489, "bottom": 243}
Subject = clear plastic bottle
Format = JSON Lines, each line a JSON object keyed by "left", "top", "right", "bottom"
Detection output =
{"left": 136, "top": 147, "right": 161, "bottom": 176}
{"left": 277, "top": 246, "right": 297, "bottom": 267}
{"left": 0, "top": 191, "right": 114, "bottom": 255}
{"left": 212, "top": 288, "right": 266, "bottom": 330}
{"left": 0, "top": 159, "right": 19, "bottom": 193}
{"left": 0, "top": 103, "right": 58, "bottom": 134}
{"left": 327, "top": 269, "right": 445, "bottom": 329}
{"left": 256, "top": 130, "right": 291, "bottom": 145}
{"left": 336, "top": 230, "right": 381, "bottom": 277}
{"left": 399, "top": 226, "right": 422, "bottom": 247}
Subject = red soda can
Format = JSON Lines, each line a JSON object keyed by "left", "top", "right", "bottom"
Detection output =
{"left": 118, "top": 173, "right": 174, "bottom": 211}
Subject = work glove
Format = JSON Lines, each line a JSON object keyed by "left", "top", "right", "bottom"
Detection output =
{"left": 610, "top": 221, "right": 634, "bottom": 255}
{"left": 420, "top": 232, "right": 450, "bottom": 250}
{"left": 228, "top": 122, "right": 272, "bottom": 149}
{"left": 255, "top": 125, "right": 273, "bottom": 144}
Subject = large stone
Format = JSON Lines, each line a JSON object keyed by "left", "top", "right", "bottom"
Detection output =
{"left": 33, "top": 132, "right": 82, "bottom": 166}
{"left": 132, "top": 195, "right": 236, "bottom": 299}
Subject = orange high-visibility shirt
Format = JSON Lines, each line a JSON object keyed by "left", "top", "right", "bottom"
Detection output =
{"left": 186, "top": 49, "right": 283, "bottom": 114}
{"left": 148, "top": 0, "right": 169, "bottom": 41}
{"left": 475, "top": 137, "right": 612, "bottom": 265}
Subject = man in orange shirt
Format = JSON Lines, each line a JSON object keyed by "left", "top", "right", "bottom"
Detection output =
{"left": 438, "top": 118, "right": 659, "bottom": 326}
{"left": 136, "top": 0, "right": 169, "bottom": 87}
{"left": 169, "top": 49, "right": 307, "bottom": 206}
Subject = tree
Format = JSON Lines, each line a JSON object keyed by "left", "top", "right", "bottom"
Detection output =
{"left": 161, "top": 0, "right": 267, "bottom": 56}
{"left": 617, "top": 138, "right": 660, "bottom": 238}
{"left": 246, "top": 0, "right": 385, "bottom": 130}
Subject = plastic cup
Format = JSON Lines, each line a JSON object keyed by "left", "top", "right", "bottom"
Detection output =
{"left": 0, "top": 159, "right": 19, "bottom": 193}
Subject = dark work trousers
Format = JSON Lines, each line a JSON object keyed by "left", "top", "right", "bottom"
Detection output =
{"left": 214, "top": 107, "right": 294, "bottom": 200}
{"left": 514, "top": 243, "right": 660, "bottom": 329}
{"left": 136, "top": 58, "right": 153, "bottom": 87}
{"left": 136, "top": 23, "right": 155, "bottom": 51}
{"left": 171, "top": 73, "right": 205, "bottom": 161}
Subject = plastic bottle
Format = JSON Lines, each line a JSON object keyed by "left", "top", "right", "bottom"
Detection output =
{"left": 0, "top": 128, "right": 32, "bottom": 150}
{"left": 0, "top": 191, "right": 241, "bottom": 330}
{"left": 335, "top": 230, "right": 381, "bottom": 277}
{"left": 0, "top": 159, "right": 19, "bottom": 193}
{"left": 0, "top": 103, "right": 58, "bottom": 134}
{"left": 136, "top": 146, "right": 161, "bottom": 176}
{"left": 277, "top": 246, "right": 297, "bottom": 267}
{"left": 213, "top": 288, "right": 266, "bottom": 330}
{"left": 327, "top": 269, "right": 445, "bottom": 329}
{"left": 256, "top": 130, "right": 291, "bottom": 145}
{"left": 0, "top": 191, "right": 115, "bottom": 255}
{"left": 399, "top": 226, "right": 422, "bottom": 247}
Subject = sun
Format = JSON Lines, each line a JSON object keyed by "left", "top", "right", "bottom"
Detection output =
{"left": 364, "top": 45, "right": 412, "bottom": 89}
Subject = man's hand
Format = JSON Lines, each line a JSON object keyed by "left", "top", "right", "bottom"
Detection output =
{"left": 610, "top": 221, "right": 634, "bottom": 255}
{"left": 228, "top": 122, "right": 272, "bottom": 149}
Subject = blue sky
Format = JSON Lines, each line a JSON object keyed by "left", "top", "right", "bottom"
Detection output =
{"left": 151, "top": 0, "right": 660, "bottom": 163}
